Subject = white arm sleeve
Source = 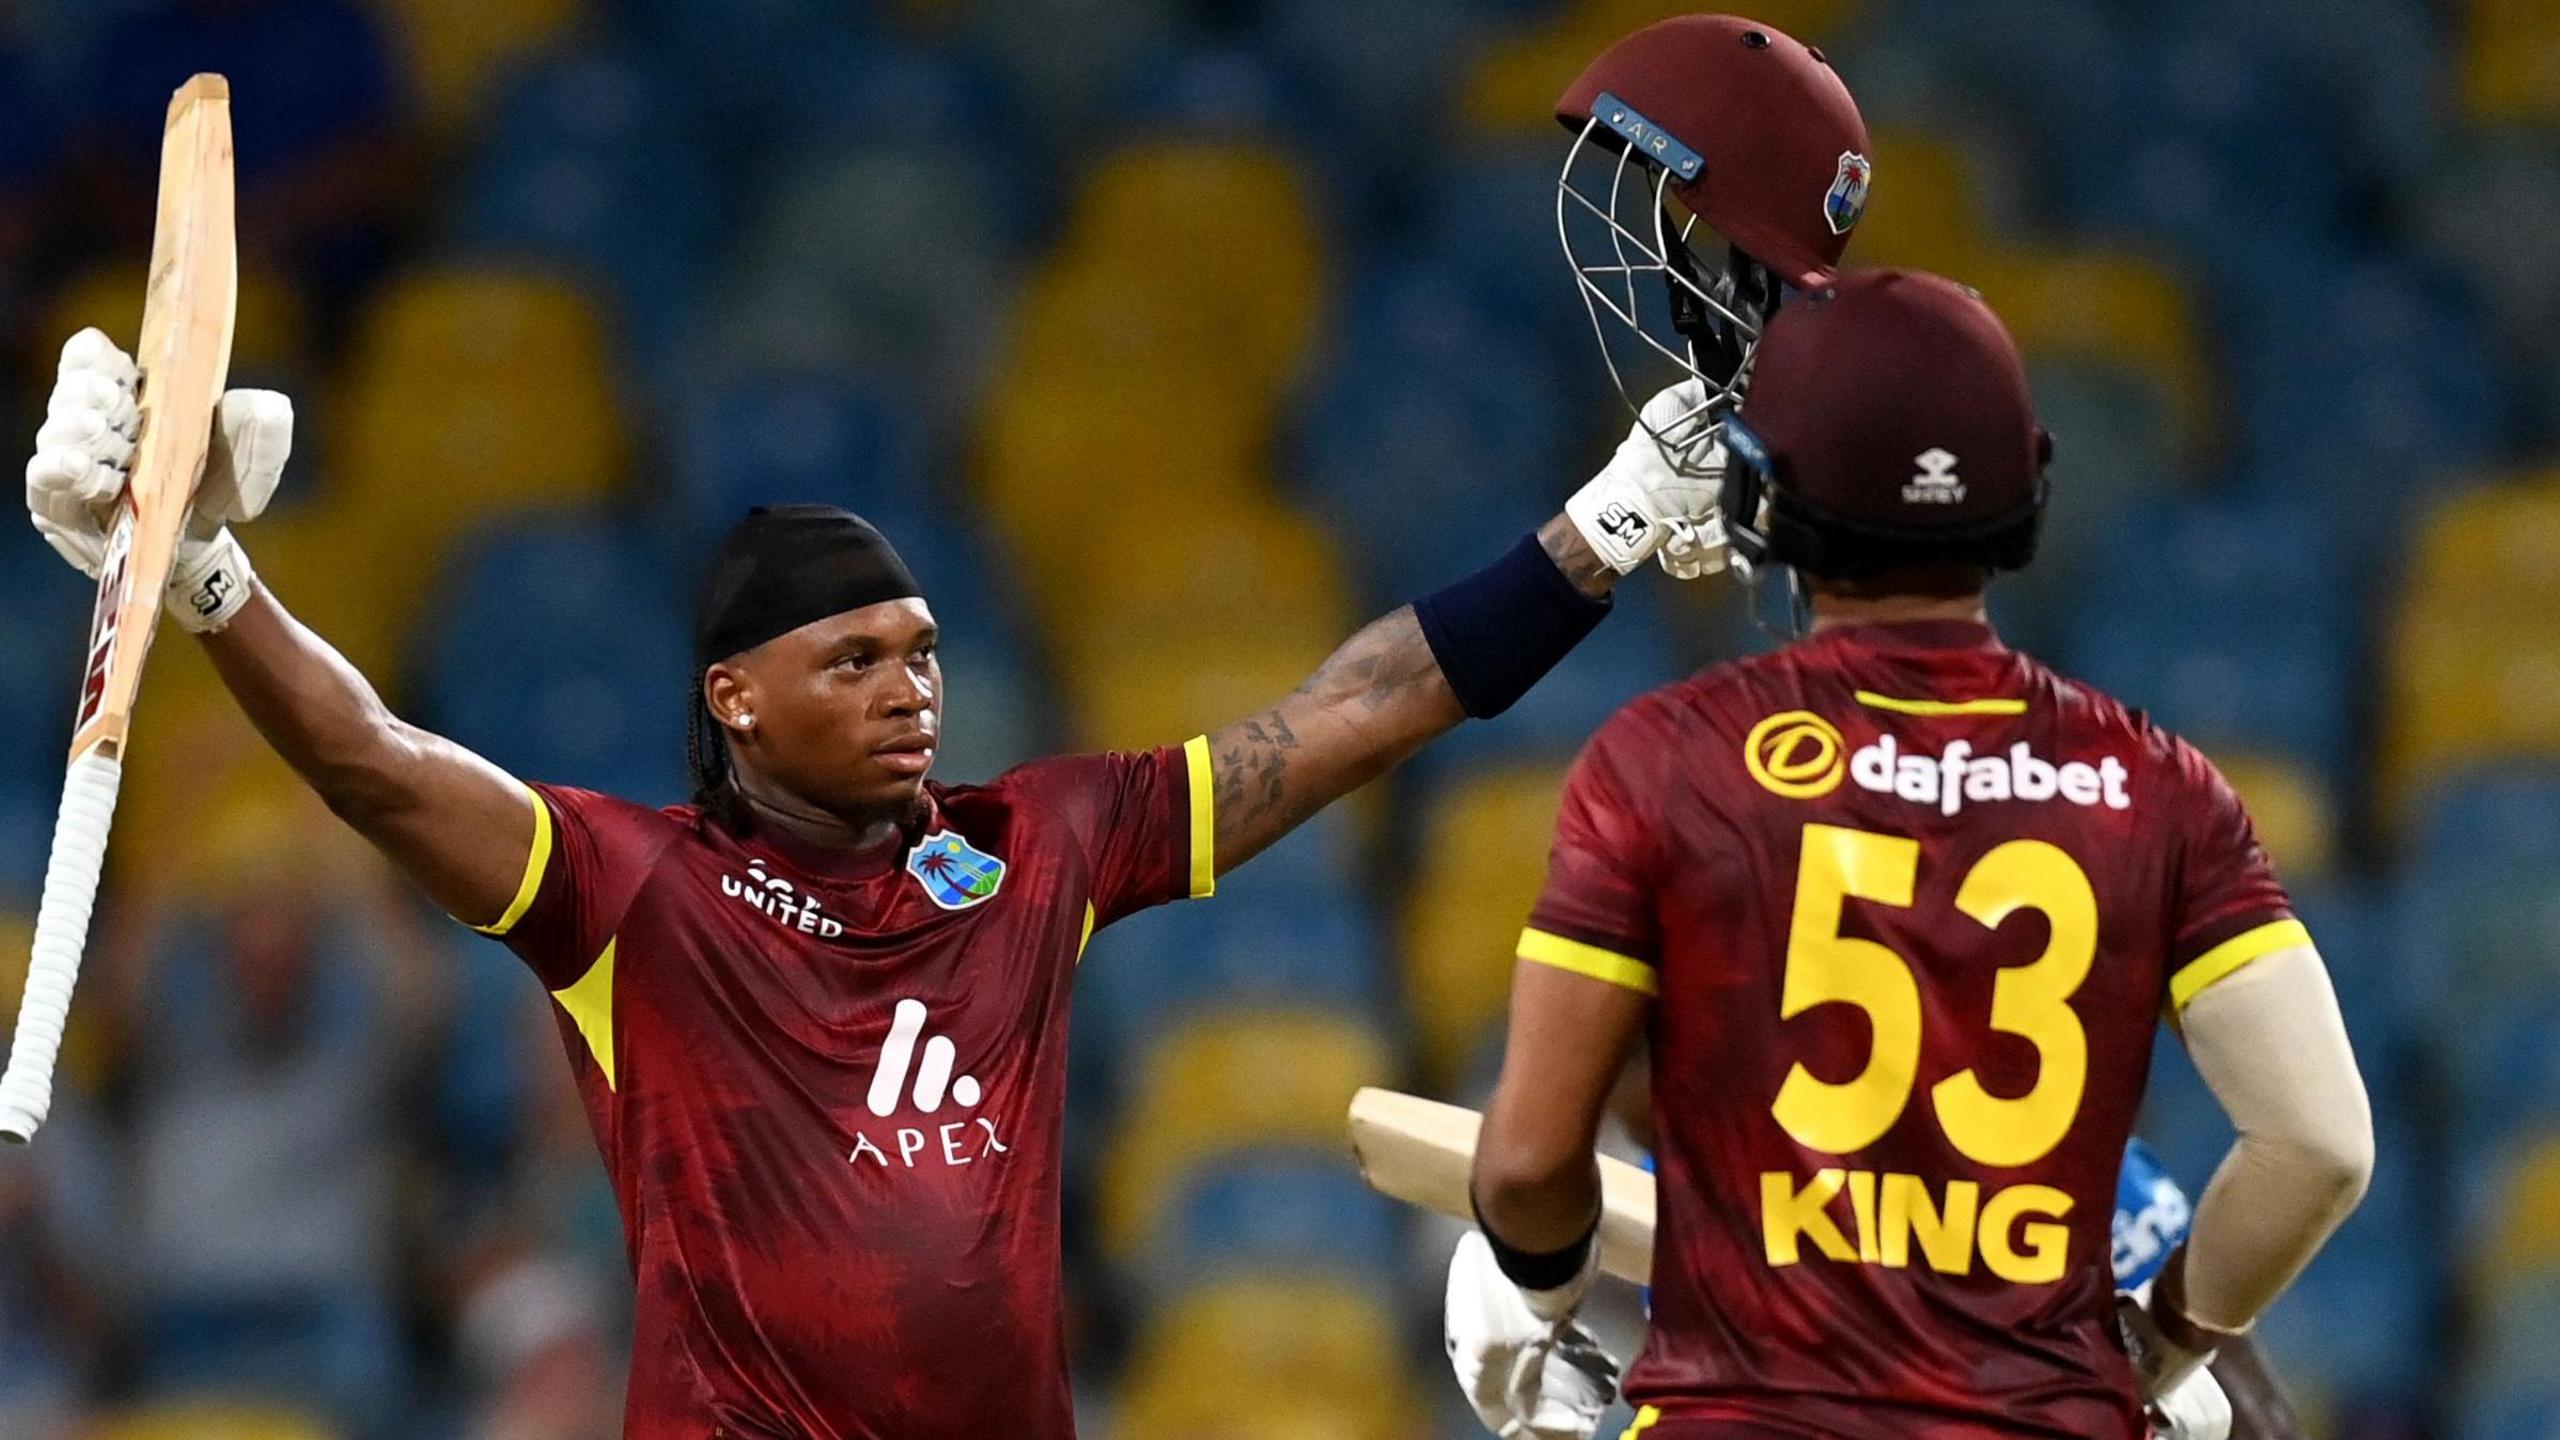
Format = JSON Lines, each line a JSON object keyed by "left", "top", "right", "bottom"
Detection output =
{"left": 2175, "top": 943, "right": 2374, "bottom": 1333}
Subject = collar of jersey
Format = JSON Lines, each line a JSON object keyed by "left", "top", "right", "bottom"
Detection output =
{"left": 734, "top": 795, "right": 940, "bottom": 886}
{"left": 1814, "top": 619, "right": 2004, "bottom": 654}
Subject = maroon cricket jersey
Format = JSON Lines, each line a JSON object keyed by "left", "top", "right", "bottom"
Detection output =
{"left": 1521, "top": 622, "right": 2301, "bottom": 1439}
{"left": 473, "top": 740, "right": 1215, "bottom": 1439}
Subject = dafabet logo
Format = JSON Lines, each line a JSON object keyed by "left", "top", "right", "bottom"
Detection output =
{"left": 1745, "top": 711, "right": 1847, "bottom": 799}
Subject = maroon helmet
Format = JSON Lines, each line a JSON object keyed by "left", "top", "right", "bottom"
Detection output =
{"left": 1719, "top": 269, "right": 2052, "bottom": 582}
{"left": 1554, "top": 15, "right": 1871, "bottom": 457}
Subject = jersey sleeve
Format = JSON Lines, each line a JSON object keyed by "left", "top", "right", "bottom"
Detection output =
{"left": 466, "top": 783, "right": 680, "bottom": 990}
{"left": 1519, "top": 711, "right": 1665, "bottom": 996}
{"left": 999, "top": 738, "right": 1214, "bottom": 929}
{"left": 2163, "top": 742, "right": 2304, "bottom": 1012}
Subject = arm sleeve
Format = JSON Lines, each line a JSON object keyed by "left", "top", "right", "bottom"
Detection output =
{"left": 1002, "top": 738, "right": 1213, "bottom": 929}
{"left": 465, "top": 783, "right": 678, "bottom": 990}
{"left": 2164, "top": 743, "right": 2303, "bottom": 1012}
{"left": 1519, "top": 716, "right": 1663, "bottom": 996}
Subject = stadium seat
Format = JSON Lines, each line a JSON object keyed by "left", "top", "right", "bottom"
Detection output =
{"left": 2473, "top": 1134, "right": 2560, "bottom": 1300}
{"left": 415, "top": 515, "right": 690, "bottom": 802}
{"left": 1116, "top": 1274, "right": 1420, "bottom": 1440}
{"left": 1130, "top": 1151, "right": 1406, "bottom": 1300}
{"left": 336, "top": 269, "right": 628, "bottom": 595}
{"left": 1460, "top": 0, "right": 1861, "bottom": 133}
{"left": 86, "top": 1400, "right": 341, "bottom": 1440}
{"left": 1068, "top": 639, "right": 1330, "bottom": 754}
{"left": 2459, "top": 0, "right": 2560, "bottom": 122}
{"left": 2411, "top": 135, "right": 2560, "bottom": 357}
{"left": 42, "top": 261, "right": 312, "bottom": 388}
{"left": 1077, "top": 887, "right": 1387, "bottom": 1064}
{"left": 1101, "top": 1010, "right": 1397, "bottom": 1254}
{"left": 2383, "top": 609, "right": 2560, "bottom": 822}
{"left": 964, "top": 0, "right": 1186, "bottom": 136}
{"left": 1962, "top": 250, "right": 2211, "bottom": 454}
{"left": 1843, "top": 129, "right": 1988, "bottom": 279}
{"left": 1050, "top": 494, "right": 1355, "bottom": 678}
{"left": 374, "top": 0, "right": 585, "bottom": 132}
{"left": 1403, "top": 765, "right": 1569, "bottom": 1079}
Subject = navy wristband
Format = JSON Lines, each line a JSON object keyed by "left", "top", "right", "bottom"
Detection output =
{"left": 1473, "top": 1193, "right": 1599, "bottom": 1293}
{"left": 1414, "top": 533, "right": 1612, "bottom": 719}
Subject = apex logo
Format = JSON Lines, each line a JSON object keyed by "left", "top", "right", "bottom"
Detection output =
{"left": 1904, "top": 448, "right": 1965, "bottom": 505}
{"left": 849, "top": 999, "right": 1008, "bottom": 1171}
{"left": 721, "top": 857, "right": 845, "bottom": 938}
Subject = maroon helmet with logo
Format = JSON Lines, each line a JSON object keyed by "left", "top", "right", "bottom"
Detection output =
{"left": 1554, "top": 15, "right": 1871, "bottom": 464}
{"left": 1719, "top": 268, "right": 2052, "bottom": 583}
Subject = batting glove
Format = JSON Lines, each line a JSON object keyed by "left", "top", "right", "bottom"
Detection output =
{"left": 2150, "top": 1362, "right": 2234, "bottom": 1440}
{"left": 1566, "top": 379, "right": 1732, "bottom": 579}
{"left": 1445, "top": 1230, "right": 1620, "bottom": 1440}
{"left": 25, "top": 328, "right": 289, "bottom": 633}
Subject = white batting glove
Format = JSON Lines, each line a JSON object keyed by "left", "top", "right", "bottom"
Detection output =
{"left": 2150, "top": 1362, "right": 2233, "bottom": 1440}
{"left": 1445, "top": 1231, "right": 1619, "bottom": 1439}
{"left": 25, "top": 328, "right": 290, "bottom": 632}
{"left": 1566, "top": 379, "right": 1732, "bottom": 579}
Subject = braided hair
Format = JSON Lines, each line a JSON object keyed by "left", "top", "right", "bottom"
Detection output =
{"left": 685, "top": 668, "right": 746, "bottom": 830}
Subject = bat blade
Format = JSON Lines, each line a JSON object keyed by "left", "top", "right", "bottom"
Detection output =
{"left": 1347, "top": 1086, "right": 1658, "bottom": 1285}
{"left": 0, "top": 74, "right": 236, "bottom": 1144}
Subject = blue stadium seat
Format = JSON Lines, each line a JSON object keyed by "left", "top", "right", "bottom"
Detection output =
{"left": 416, "top": 515, "right": 691, "bottom": 803}
{"left": 1136, "top": 1150, "right": 1405, "bottom": 1297}
{"left": 2252, "top": 1113, "right": 2436, "bottom": 1407}
{"left": 1078, "top": 886, "right": 1390, "bottom": 1059}
{"left": 765, "top": 37, "right": 1027, "bottom": 155}
{"left": 666, "top": 374, "right": 933, "bottom": 543}
{"left": 2062, "top": 608, "right": 2354, "bottom": 784}
{"left": 1417, "top": 143, "right": 1588, "bottom": 338}
{"left": 1113, "top": 42, "right": 1315, "bottom": 145}
{"left": 965, "top": 0, "right": 1186, "bottom": 139}
{"left": 1415, "top": 585, "right": 1683, "bottom": 774}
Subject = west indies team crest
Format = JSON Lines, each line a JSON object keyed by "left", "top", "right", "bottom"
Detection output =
{"left": 1825, "top": 150, "right": 1872, "bottom": 236}
{"left": 907, "top": 830, "right": 1006, "bottom": 910}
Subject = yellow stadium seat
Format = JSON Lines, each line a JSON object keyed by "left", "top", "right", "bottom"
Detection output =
{"left": 1843, "top": 130, "right": 1987, "bottom": 277}
{"left": 1054, "top": 144, "right": 1325, "bottom": 392}
{"left": 2474, "top": 1132, "right": 2560, "bottom": 1297}
{"left": 1047, "top": 495, "right": 1354, "bottom": 673}
{"left": 1101, "top": 1011, "right": 1396, "bottom": 1253}
{"left": 1118, "top": 1275, "right": 1421, "bottom": 1440}
{"left": 2207, "top": 751, "right": 2337, "bottom": 883}
{"left": 1962, "top": 250, "right": 2211, "bottom": 455}
{"left": 335, "top": 269, "right": 626, "bottom": 592}
{"left": 2461, "top": 0, "right": 2560, "bottom": 122}
{"left": 2408, "top": 477, "right": 2560, "bottom": 612}
{"left": 376, "top": 0, "right": 587, "bottom": 131}
{"left": 87, "top": 1399, "right": 341, "bottom": 1440}
{"left": 1068, "top": 639, "right": 1331, "bottom": 754}
{"left": 2383, "top": 607, "right": 2560, "bottom": 818}
{"left": 1463, "top": 0, "right": 1863, "bottom": 133}
{"left": 43, "top": 262, "right": 313, "bottom": 380}
{"left": 1402, "top": 766, "right": 1570, "bottom": 1079}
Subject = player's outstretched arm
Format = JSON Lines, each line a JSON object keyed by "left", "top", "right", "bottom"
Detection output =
{"left": 24, "top": 330, "right": 537, "bottom": 930}
{"left": 1205, "top": 515, "right": 1608, "bottom": 873}
{"left": 1205, "top": 383, "right": 1727, "bottom": 873}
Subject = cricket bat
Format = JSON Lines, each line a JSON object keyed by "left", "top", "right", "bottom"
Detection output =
{"left": 0, "top": 74, "right": 237, "bottom": 1143}
{"left": 1347, "top": 1086, "right": 1657, "bottom": 1285}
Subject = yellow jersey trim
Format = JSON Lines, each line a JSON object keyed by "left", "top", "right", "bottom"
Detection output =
{"left": 1076, "top": 902, "right": 1097, "bottom": 964}
{"left": 1183, "top": 734, "right": 1216, "bottom": 899}
{"left": 1621, "top": 1406, "right": 1663, "bottom": 1439}
{"left": 1519, "top": 928, "right": 1658, "bottom": 996}
{"left": 552, "top": 938, "right": 618, "bottom": 1091}
{"left": 471, "top": 783, "right": 553, "bottom": 936}
{"left": 2170, "top": 918, "right": 2310, "bottom": 1010}
{"left": 1855, "top": 690, "right": 2028, "bottom": 717}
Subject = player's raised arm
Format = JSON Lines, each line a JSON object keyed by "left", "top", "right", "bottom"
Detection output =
{"left": 23, "top": 330, "right": 538, "bottom": 930}
{"left": 1202, "top": 383, "right": 1724, "bottom": 874}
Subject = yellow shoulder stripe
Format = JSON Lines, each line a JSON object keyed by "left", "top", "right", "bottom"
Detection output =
{"left": 471, "top": 783, "right": 554, "bottom": 936}
{"left": 552, "top": 937, "right": 618, "bottom": 1090}
{"left": 1621, "top": 1408, "right": 1663, "bottom": 1440}
{"left": 1519, "top": 928, "right": 1658, "bottom": 996}
{"left": 1076, "top": 901, "right": 1097, "bottom": 965}
{"left": 1183, "top": 734, "right": 1216, "bottom": 899}
{"left": 2170, "top": 918, "right": 2311, "bottom": 1010}
{"left": 1855, "top": 690, "right": 2028, "bottom": 717}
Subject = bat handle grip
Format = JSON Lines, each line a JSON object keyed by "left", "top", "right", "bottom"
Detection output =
{"left": 0, "top": 751, "right": 123, "bottom": 1143}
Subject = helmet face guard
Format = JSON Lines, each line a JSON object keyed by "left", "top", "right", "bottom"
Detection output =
{"left": 1557, "top": 95, "right": 1782, "bottom": 472}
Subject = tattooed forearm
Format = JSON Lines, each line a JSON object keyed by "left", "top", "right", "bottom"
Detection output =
{"left": 1538, "top": 513, "right": 1619, "bottom": 598}
{"left": 1205, "top": 606, "right": 1464, "bottom": 873}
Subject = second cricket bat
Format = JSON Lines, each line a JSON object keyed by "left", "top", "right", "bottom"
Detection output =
{"left": 0, "top": 74, "right": 238, "bottom": 1143}
{"left": 1347, "top": 1086, "right": 1658, "bottom": 1284}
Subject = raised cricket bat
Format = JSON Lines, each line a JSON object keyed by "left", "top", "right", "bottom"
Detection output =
{"left": 1347, "top": 1086, "right": 1657, "bottom": 1284}
{"left": 0, "top": 75, "right": 237, "bottom": 1143}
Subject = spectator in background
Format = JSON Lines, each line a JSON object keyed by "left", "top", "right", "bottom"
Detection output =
{"left": 106, "top": 784, "right": 445, "bottom": 1435}
{"left": 453, "top": 1245, "right": 622, "bottom": 1440}
{"left": 64, "top": 0, "right": 418, "bottom": 337}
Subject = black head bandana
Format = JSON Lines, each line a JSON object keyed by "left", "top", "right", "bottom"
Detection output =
{"left": 693, "top": 505, "right": 924, "bottom": 668}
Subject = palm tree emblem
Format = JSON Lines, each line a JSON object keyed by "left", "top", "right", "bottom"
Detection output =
{"left": 908, "top": 831, "right": 1006, "bottom": 909}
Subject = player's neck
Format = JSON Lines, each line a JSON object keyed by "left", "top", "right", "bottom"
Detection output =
{"left": 729, "top": 767, "right": 908, "bottom": 853}
{"left": 1805, "top": 592, "right": 1990, "bottom": 631}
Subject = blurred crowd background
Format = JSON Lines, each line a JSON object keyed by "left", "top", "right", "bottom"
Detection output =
{"left": 0, "top": 0, "right": 2556, "bottom": 1436}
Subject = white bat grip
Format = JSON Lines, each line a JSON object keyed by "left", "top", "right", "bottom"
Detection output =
{"left": 0, "top": 751, "right": 123, "bottom": 1143}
